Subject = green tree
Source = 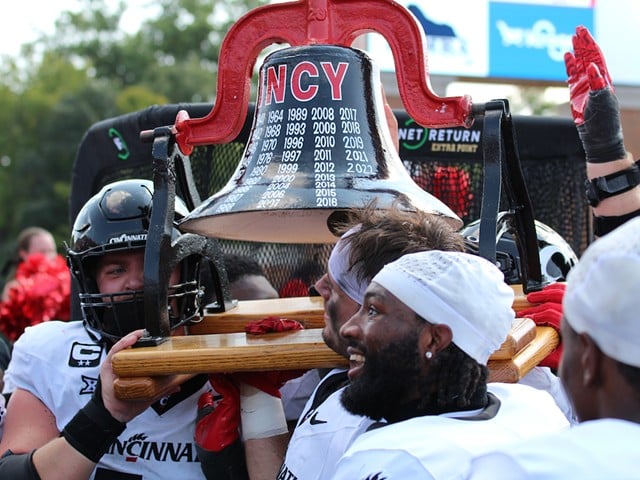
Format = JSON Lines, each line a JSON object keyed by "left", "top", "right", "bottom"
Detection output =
{"left": 0, "top": 52, "right": 97, "bottom": 261}
{"left": 0, "top": 0, "right": 266, "bottom": 278}
{"left": 50, "top": 0, "right": 266, "bottom": 102}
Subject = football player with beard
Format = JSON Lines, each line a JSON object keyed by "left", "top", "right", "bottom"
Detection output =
{"left": 275, "top": 201, "right": 466, "bottom": 480}
{"left": 332, "top": 250, "right": 570, "bottom": 479}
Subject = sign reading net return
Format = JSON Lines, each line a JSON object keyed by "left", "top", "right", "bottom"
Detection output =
{"left": 366, "top": 0, "right": 598, "bottom": 84}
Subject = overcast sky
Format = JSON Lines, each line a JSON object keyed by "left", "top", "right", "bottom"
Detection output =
{"left": 0, "top": 0, "right": 148, "bottom": 57}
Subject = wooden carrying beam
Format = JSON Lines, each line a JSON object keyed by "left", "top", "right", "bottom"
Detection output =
{"left": 112, "top": 285, "right": 551, "bottom": 401}
{"left": 488, "top": 326, "right": 559, "bottom": 383}
{"left": 113, "top": 317, "right": 552, "bottom": 401}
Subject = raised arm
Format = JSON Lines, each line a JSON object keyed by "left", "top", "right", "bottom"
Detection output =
{"left": 565, "top": 25, "right": 640, "bottom": 236}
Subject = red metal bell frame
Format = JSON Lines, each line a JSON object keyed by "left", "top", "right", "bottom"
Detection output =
{"left": 171, "top": 0, "right": 473, "bottom": 155}
{"left": 179, "top": 45, "right": 462, "bottom": 243}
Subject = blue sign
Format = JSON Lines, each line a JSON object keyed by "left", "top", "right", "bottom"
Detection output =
{"left": 489, "top": 3, "right": 593, "bottom": 82}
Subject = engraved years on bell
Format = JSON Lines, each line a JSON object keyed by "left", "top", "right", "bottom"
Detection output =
{"left": 246, "top": 46, "right": 379, "bottom": 212}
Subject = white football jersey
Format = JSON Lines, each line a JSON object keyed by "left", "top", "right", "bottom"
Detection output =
{"left": 278, "top": 368, "right": 375, "bottom": 480}
{"left": 519, "top": 366, "right": 575, "bottom": 424}
{"left": 4, "top": 320, "right": 210, "bottom": 479}
{"left": 332, "top": 382, "right": 570, "bottom": 480}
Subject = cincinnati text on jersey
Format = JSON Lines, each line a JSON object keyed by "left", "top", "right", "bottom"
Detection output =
{"left": 106, "top": 433, "right": 198, "bottom": 463}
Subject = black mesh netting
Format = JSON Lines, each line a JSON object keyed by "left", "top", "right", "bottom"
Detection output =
{"left": 71, "top": 104, "right": 589, "bottom": 296}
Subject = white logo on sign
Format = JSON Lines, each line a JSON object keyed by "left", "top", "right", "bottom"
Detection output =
{"left": 495, "top": 19, "right": 572, "bottom": 62}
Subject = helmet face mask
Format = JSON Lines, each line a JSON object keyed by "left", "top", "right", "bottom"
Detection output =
{"left": 80, "top": 287, "right": 146, "bottom": 341}
{"left": 68, "top": 179, "right": 203, "bottom": 342}
{"left": 461, "top": 212, "right": 578, "bottom": 285}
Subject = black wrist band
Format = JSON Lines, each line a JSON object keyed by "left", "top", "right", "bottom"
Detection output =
{"left": 585, "top": 159, "right": 640, "bottom": 207}
{"left": 62, "top": 394, "right": 126, "bottom": 463}
{"left": 593, "top": 208, "right": 640, "bottom": 237}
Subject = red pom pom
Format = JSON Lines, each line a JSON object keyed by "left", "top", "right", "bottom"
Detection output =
{"left": 0, "top": 253, "right": 71, "bottom": 341}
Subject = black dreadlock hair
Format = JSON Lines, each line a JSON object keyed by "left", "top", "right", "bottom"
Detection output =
{"left": 418, "top": 341, "right": 489, "bottom": 415}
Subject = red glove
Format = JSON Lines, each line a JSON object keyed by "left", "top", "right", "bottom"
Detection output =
{"left": 564, "top": 25, "right": 625, "bottom": 163}
{"left": 565, "top": 25, "right": 612, "bottom": 124}
{"left": 524, "top": 282, "right": 566, "bottom": 305}
{"left": 195, "top": 374, "right": 241, "bottom": 452}
{"left": 519, "top": 283, "right": 566, "bottom": 371}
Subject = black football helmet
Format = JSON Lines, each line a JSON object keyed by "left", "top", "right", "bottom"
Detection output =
{"left": 67, "top": 179, "right": 205, "bottom": 342}
{"left": 461, "top": 212, "right": 578, "bottom": 285}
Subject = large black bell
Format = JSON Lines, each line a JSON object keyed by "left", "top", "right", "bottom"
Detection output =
{"left": 179, "top": 45, "right": 462, "bottom": 243}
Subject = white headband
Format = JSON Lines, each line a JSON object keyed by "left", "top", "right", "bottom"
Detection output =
{"left": 327, "top": 225, "right": 368, "bottom": 304}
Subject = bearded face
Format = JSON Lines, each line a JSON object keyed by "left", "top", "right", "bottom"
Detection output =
{"left": 341, "top": 333, "right": 422, "bottom": 421}
{"left": 339, "top": 281, "right": 428, "bottom": 421}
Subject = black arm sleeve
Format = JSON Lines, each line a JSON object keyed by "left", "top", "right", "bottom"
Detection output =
{"left": 0, "top": 450, "right": 42, "bottom": 480}
{"left": 197, "top": 439, "right": 249, "bottom": 480}
{"left": 593, "top": 207, "right": 640, "bottom": 237}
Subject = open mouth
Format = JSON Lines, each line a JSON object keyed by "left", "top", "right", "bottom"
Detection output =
{"left": 347, "top": 347, "right": 365, "bottom": 380}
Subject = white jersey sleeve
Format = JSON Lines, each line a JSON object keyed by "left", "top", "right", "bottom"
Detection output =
{"left": 4, "top": 320, "right": 103, "bottom": 427}
{"left": 331, "top": 439, "right": 462, "bottom": 480}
